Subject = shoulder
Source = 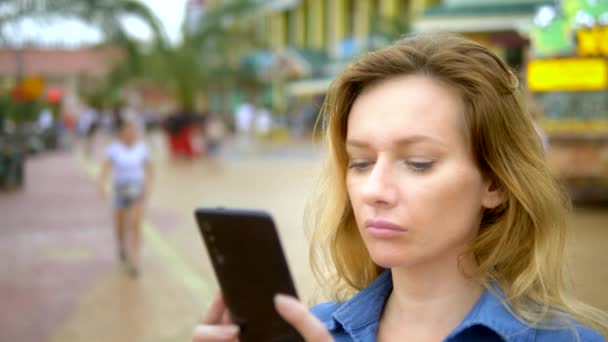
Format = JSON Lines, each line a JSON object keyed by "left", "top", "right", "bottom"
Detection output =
{"left": 535, "top": 323, "right": 605, "bottom": 342}
{"left": 310, "top": 302, "right": 342, "bottom": 323}
{"left": 107, "top": 142, "right": 120, "bottom": 150}
{"left": 106, "top": 142, "right": 120, "bottom": 156}
{"left": 136, "top": 142, "right": 148, "bottom": 152}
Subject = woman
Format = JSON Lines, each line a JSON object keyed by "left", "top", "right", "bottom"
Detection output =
{"left": 193, "top": 33, "right": 607, "bottom": 341}
{"left": 98, "top": 119, "right": 153, "bottom": 277}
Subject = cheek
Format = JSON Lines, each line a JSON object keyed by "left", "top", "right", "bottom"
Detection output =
{"left": 407, "top": 164, "right": 485, "bottom": 232}
{"left": 346, "top": 177, "right": 357, "bottom": 206}
{"left": 346, "top": 176, "right": 365, "bottom": 219}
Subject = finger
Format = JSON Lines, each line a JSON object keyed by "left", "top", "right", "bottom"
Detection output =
{"left": 192, "top": 324, "right": 239, "bottom": 342}
{"left": 221, "top": 309, "right": 233, "bottom": 325}
{"left": 274, "top": 294, "right": 333, "bottom": 342}
{"left": 202, "top": 292, "right": 227, "bottom": 324}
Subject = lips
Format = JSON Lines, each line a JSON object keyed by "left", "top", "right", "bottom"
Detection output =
{"left": 365, "top": 219, "right": 407, "bottom": 238}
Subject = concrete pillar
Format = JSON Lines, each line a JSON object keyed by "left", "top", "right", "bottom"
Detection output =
{"left": 328, "top": 0, "right": 345, "bottom": 59}
{"left": 355, "top": 0, "right": 371, "bottom": 51}
{"left": 307, "top": 0, "right": 324, "bottom": 50}
{"left": 271, "top": 12, "right": 286, "bottom": 50}
{"left": 294, "top": 4, "right": 306, "bottom": 48}
{"left": 380, "top": 0, "right": 398, "bottom": 18}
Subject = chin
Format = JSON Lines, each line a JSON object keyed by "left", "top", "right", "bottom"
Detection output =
{"left": 369, "top": 249, "right": 415, "bottom": 269}
{"left": 363, "top": 238, "right": 413, "bottom": 267}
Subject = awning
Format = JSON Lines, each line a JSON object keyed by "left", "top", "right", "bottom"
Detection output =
{"left": 286, "top": 77, "right": 333, "bottom": 97}
{"left": 413, "top": 1, "right": 551, "bottom": 33}
{"left": 241, "top": 48, "right": 311, "bottom": 81}
{"left": 413, "top": 14, "right": 535, "bottom": 33}
{"left": 260, "top": 0, "right": 299, "bottom": 12}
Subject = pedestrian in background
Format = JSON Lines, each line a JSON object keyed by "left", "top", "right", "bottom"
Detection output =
{"left": 78, "top": 105, "right": 99, "bottom": 158}
{"left": 193, "top": 33, "right": 608, "bottom": 341}
{"left": 206, "top": 113, "right": 226, "bottom": 156}
{"left": 98, "top": 118, "right": 153, "bottom": 277}
{"left": 234, "top": 95, "right": 256, "bottom": 153}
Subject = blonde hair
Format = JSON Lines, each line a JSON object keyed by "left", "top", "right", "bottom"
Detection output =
{"left": 307, "top": 33, "right": 608, "bottom": 335}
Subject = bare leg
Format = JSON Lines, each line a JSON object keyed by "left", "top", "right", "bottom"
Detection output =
{"left": 126, "top": 201, "right": 144, "bottom": 276}
{"left": 113, "top": 208, "right": 127, "bottom": 263}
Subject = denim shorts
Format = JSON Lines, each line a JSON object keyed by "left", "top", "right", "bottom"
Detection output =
{"left": 113, "top": 182, "right": 143, "bottom": 209}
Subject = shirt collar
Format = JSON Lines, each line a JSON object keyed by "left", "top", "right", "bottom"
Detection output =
{"left": 325, "top": 270, "right": 533, "bottom": 340}
{"left": 448, "top": 284, "right": 534, "bottom": 340}
{"left": 329, "top": 270, "right": 393, "bottom": 331}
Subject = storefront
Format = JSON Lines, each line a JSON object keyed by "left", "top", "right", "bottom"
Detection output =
{"left": 526, "top": 0, "right": 608, "bottom": 200}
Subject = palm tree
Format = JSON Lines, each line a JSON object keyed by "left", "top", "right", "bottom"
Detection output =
{"left": 2, "top": 0, "right": 270, "bottom": 115}
{"left": 147, "top": 0, "right": 266, "bottom": 114}
{"left": 0, "top": 0, "right": 168, "bottom": 46}
{"left": 0, "top": 0, "right": 169, "bottom": 106}
{"left": 0, "top": 1, "right": 167, "bottom": 166}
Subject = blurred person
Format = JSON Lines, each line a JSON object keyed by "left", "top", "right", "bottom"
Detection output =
{"left": 99, "top": 109, "right": 115, "bottom": 133}
{"left": 111, "top": 104, "right": 124, "bottom": 133}
{"left": 163, "top": 110, "right": 204, "bottom": 158}
{"left": 234, "top": 96, "right": 256, "bottom": 150}
{"left": 77, "top": 105, "right": 99, "bottom": 158}
{"left": 254, "top": 106, "right": 273, "bottom": 139}
{"left": 98, "top": 118, "right": 153, "bottom": 277}
{"left": 206, "top": 113, "right": 226, "bottom": 156}
{"left": 192, "top": 33, "right": 608, "bottom": 341}
{"left": 291, "top": 101, "right": 317, "bottom": 139}
{"left": 38, "top": 107, "right": 53, "bottom": 131}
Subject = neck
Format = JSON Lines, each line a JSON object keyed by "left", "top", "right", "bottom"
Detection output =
{"left": 383, "top": 252, "right": 483, "bottom": 331}
{"left": 121, "top": 139, "right": 136, "bottom": 146}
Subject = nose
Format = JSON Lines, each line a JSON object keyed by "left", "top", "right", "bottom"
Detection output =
{"left": 360, "top": 157, "right": 398, "bottom": 208}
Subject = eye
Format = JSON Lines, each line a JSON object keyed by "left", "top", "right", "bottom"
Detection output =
{"left": 406, "top": 160, "right": 434, "bottom": 172}
{"left": 348, "top": 159, "right": 373, "bottom": 171}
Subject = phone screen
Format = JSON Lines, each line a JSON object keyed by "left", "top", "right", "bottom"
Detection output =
{"left": 195, "top": 208, "right": 303, "bottom": 342}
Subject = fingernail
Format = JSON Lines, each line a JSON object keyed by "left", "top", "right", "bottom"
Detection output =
{"left": 193, "top": 325, "right": 239, "bottom": 339}
{"left": 220, "top": 325, "right": 239, "bottom": 337}
{"left": 274, "top": 294, "right": 291, "bottom": 304}
{"left": 274, "top": 294, "right": 297, "bottom": 312}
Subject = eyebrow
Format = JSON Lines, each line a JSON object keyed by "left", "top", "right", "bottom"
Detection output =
{"left": 346, "top": 135, "right": 447, "bottom": 148}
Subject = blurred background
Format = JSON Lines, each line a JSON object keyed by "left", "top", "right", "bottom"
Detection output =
{"left": 0, "top": 0, "right": 606, "bottom": 341}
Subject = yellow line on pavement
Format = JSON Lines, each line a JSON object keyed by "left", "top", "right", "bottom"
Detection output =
{"left": 77, "top": 154, "right": 211, "bottom": 301}
{"left": 142, "top": 221, "right": 212, "bottom": 298}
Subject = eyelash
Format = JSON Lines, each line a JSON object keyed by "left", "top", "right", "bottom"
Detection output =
{"left": 347, "top": 160, "right": 434, "bottom": 173}
{"left": 408, "top": 161, "right": 434, "bottom": 172}
{"left": 347, "top": 161, "right": 372, "bottom": 171}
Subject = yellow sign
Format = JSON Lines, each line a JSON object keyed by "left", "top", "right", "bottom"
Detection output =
{"left": 20, "top": 76, "right": 44, "bottom": 100}
{"left": 577, "top": 27, "right": 608, "bottom": 57}
{"left": 527, "top": 58, "right": 608, "bottom": 91}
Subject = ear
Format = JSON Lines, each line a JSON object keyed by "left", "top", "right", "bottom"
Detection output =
{"left": 481, "top": 179, "right": 504, "bottom": 209}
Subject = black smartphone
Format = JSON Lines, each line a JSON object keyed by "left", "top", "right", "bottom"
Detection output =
{"left": 194, "top": 207, "right": 303, "bottom": 342}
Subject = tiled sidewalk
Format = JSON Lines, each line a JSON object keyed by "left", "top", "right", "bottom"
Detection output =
{"left": 0, "top": 151, "right": 116, "bottom": 341}
{"left": 0, "top": 151, "right": 206, "bottom": 342}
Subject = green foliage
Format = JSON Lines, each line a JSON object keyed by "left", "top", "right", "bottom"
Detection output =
{"left": 0, "top": 0, "right": 168, "bottom": 47}
{"left": 531, "top": 0, "right": 608, "bottom": 57}
{"left": 107, "top": 0, "right": 267, "bottom": 112}
{"left": 0, "top": 94, "right": 43, "bottom": 127}
{"left": 369, "top": 14, "right": 412, "bottom": 48}
{"left": 1, "top": 0, "right": 271, "bottom": 114}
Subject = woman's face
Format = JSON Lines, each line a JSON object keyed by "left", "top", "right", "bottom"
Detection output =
{"left": 121, "top": 123, "right": 137, "bottom": 144}
{"left": 345, "top": 75, "right": 501, "bottom": 269}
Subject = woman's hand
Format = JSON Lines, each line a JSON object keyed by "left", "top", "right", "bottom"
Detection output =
{"left": 274, "top": 294, "right": 333, "bottom": 342}
{"left": 192, "top": 293, "right": 240, "bottom": 342}
{"left": 192, "top": 293, "right": 333, "bottom": 342}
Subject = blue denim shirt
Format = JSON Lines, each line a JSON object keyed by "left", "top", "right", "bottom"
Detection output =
{"left": 311, "top": 271, "right": 605, "bottom": 341}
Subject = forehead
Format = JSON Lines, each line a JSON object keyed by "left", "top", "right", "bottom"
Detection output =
{"left": 346, "top": 75, "right": 466, "bottom": 147}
